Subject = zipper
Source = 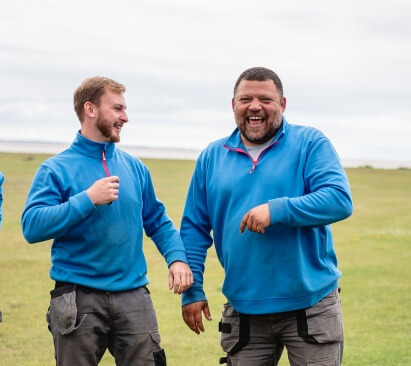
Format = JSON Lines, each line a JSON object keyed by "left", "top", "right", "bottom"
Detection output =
{"left": 224, "top": 140, "right": 278, "bottom": 174}
{"left": 101, "top": 149, "right": 113, "bottom": 204}
{"left": 101, "top": 150, "right": 110, "bottom": 177}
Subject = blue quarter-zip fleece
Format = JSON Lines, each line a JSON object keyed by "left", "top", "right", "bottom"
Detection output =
{"left": 181, "top": 118, "right": 353, "bottom": 314}
{"left": 22, "top": 132, "right": 187, "bottom": 291}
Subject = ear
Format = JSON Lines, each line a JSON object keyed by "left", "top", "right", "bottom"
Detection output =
{"left": 84, "top": 101, "right": 96, "bottom": 118}
{"left": 281, "top": 97, "right": 287, "bottom": 112}
{"left": 231, "top": 97, "right": 235, "bottom": 111}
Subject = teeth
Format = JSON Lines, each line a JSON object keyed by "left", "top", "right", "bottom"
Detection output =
{"left": 248, "top": 117, "right": 262, "bottom": 120}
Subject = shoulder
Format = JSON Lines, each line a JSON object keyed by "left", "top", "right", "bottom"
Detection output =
{"left": 115, "top": 148, "right": 145, "bottom": 166}
{"left": 287, "top": 123, "right": 325, "bottom": 138}
{"left": 39, "top": 147, "right": 73, "bottom": 170}
{"left": 200, "top": 136, "right": 230, "bottom": 157}
{"left": 114, "top": 148, "right": 149, "bottom": 175}
{"left": 285, "top": 123, "right": 328, "bottom": 145}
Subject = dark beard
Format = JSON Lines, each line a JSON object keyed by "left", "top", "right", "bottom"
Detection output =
{"left": 239, "top": 124, "right": 279, "bottom": 145}
{"left": 96, "top": 115, "right": 119, "bottom": 143}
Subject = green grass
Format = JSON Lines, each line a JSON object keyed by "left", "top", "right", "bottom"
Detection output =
{"left": 0, "top": 152, "right": 410, "bottom": 365}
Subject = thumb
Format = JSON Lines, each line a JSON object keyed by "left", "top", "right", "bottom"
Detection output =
{"left": 168, "top": 271, "right": 173, "bottom": 290}
{"left": 239, "top": 212, "right": 249, "bottom": 233}
{"left": 203, "top": 304, "right": 212, "bottom": 321}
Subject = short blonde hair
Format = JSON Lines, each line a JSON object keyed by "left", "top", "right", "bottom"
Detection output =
{"left": 73, "top": 76, "right": 126, "bottom": 121}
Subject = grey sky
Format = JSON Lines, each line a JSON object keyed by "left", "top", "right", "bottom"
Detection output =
{"left": 1, "top": 0, "right": 410, "bottom": 162}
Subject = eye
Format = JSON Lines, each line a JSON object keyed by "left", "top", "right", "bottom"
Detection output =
{"left": 238, "top": 97, "right": 251, "bottom": 103}
{"left": 260, "top": 97, "right": 273, "bottom": 103}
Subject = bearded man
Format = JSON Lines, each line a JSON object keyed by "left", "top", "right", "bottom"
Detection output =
{"left": 22, "top": 76, "right": 193, "bottom": 366}
{"left": 180, "top": 67, "right": 353, "bottom": 366}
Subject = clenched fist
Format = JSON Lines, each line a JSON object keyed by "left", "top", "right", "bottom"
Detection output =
{"left": 86, "top": 176, "right": 120, "bottom": 205}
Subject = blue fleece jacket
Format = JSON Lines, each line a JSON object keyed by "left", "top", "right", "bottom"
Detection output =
{"left": 181, "top": 118, "right": 353, "bottom": 314}
{"left": 21, "top": 132, "right": 187, "bottom": 291}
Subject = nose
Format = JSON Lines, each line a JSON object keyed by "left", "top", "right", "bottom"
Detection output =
{"left": 121, "top": 111, "right": 129, "bottom": 123}
{"left": 248, "top": 98, "right": 262, "bottom": 112}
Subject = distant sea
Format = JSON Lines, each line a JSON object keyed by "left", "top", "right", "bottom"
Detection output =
{"left": 1, "top": 140, "right": 410, "bottom": 169}
{"left": 0, "top": 140, "right": 201, "bottom": 161}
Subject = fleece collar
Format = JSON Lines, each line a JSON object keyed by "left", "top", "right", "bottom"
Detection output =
{"left": 71, "top": 131, "right": 115, "bottom": 159}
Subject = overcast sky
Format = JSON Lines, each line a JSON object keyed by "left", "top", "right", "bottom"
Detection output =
{"left": 1, "top": 0, "right": 410, "bottom": 163}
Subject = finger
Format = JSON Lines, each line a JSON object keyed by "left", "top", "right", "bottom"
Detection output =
{"left": 109, "top": 176, "right": 120, "bottom": 183}
{"left": 247, "top": 215, "right": 255, "bottom": 232}
{"left": 258, "top": 225, "right": 265, "bottom": 234}
{"left": 168, "top": 271, "right": 173, "bottom": 290}
{"left": 203, "top": 304, "right": 212, "bottom": 321}
{"left": 194, "top": 312, "right": 205, "bottom": 333}
{"left": 239, "top": 213, "right": 249, "bottom": 233}
{"left": 184, "top": 313, "right": 200, "bottom": 334}
{"left": 187, "top": 271, "right": 194, "bottom": 287}
{"left": 251, "top": 218, "right": 259, "bottom": 232}
{"left": 178, "top": 273, "right": 187, "bottom": 294}
{"left": 173, "top": 278, "right": 181, "bottom": 294}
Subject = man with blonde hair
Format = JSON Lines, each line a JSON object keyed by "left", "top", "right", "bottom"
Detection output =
{"left": 22, "top": 76, "right": 193, "bottom": 365}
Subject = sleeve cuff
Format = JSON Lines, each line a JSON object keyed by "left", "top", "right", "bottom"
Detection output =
{"left": 166, "top": 250, "right": 188, "bottom": 267}
{"left": 70, "top": 190, "right": 96, "bottom": 219}
{"left": 181, "top": 286, "right": 207, "bottom": 307}
{"left": 268, "top": 197, "right": 288, "bottom": 225}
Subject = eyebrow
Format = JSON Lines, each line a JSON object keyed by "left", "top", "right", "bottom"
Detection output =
{"left": 113, "top": 103, "right": 127, "bottom": 109}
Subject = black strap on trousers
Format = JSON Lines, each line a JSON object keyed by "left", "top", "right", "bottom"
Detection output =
{"left": 219, "top": 313, "right": 250, "bottom": 364}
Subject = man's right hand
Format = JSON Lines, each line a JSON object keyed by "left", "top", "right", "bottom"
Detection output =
{"left": 86, "top": 176, "right": 120, "bottom": 205}
{"left": 182, "top": 301, "right": 212, "bottom": 335}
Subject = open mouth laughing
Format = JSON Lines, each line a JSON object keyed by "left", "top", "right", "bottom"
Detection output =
{"left": 247, "top": 116, "right": 265, "bottom": 128}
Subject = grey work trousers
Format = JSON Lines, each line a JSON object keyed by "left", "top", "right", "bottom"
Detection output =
{"left": 46, "top": 283, "right": 166, "bottom": 366}
{"left": 219, "top": 289, "right": 343, "bottom": 366}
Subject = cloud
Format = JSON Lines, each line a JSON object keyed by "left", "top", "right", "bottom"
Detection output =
{"left": 0, "top": 0, "right": 410, "bottom": 162}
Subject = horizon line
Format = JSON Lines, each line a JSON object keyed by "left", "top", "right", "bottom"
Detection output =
{"left": 1, "top": 139, "right": 410, "bottom": 169}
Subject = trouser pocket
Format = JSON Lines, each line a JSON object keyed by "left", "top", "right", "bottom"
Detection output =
{"left": 219, "top": 303, "right": 250, "bottom": 356}
{"left": 153, "top": 349, "right": 166, "bottom": 366}
{"left": 296, "top": 289, "right": 343, "bottom": 344}
{"left": 47, "top": 284, "right": 86, "bottom": 335}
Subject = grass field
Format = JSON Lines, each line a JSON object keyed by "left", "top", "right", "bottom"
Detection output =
{"left": 0, "top": 152, "right": 410, "bottom": 365}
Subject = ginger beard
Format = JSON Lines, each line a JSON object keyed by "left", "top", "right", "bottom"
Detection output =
{"left": 96, "top": 113, "right": 122, "bottom": 143}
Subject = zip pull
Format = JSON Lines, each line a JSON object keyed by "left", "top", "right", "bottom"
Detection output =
{"left": 249, "top": 163, "right": 257, "bottom": 174}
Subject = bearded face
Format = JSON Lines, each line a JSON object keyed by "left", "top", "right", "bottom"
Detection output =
{"left": 96, "top": 113, "right": 121, "bottom": 143}
{"left": 232, "top": 79, "right": 286, "bottom": 146}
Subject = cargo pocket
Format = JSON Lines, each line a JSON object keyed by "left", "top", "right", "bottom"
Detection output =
{"left": 219, "top": 303, "right": 250, "bottom": 355}
{"left": 150, "top": 331, "right": 166, "bottom": 365}
{"left": 49, "top": 284, "right": 86, "bottom": 335}
{"left": 296, "top": 290, "right": 343, "bottom": 344}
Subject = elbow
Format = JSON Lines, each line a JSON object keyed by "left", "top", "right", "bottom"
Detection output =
{"left": 339, "top": 195, "right": 353, "bottom": 220}
{"left": 343, "top": 203, "right": 353, "bottom": 219}
{"left": 22, "top": 226, "right": 39, "bottom": 244}
{"left": 333, "top": 188, "right": 353, "bottom": 220}
{"left": 21, "top": 218, "right": 41, "bottom": 244}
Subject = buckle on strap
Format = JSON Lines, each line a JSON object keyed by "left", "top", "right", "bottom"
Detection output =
{"left": 219, "top": 320, "right": 232, "bottom": 334}
{"left": 219, "top": 356, "right": 228, "bottom": 364}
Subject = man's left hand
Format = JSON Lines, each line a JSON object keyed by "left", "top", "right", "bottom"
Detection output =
{"left": 168, "top": 261, "right": 193, "bottom": 294}
{"left": 240, "top": 203, "right": 270, "bottom": 234}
